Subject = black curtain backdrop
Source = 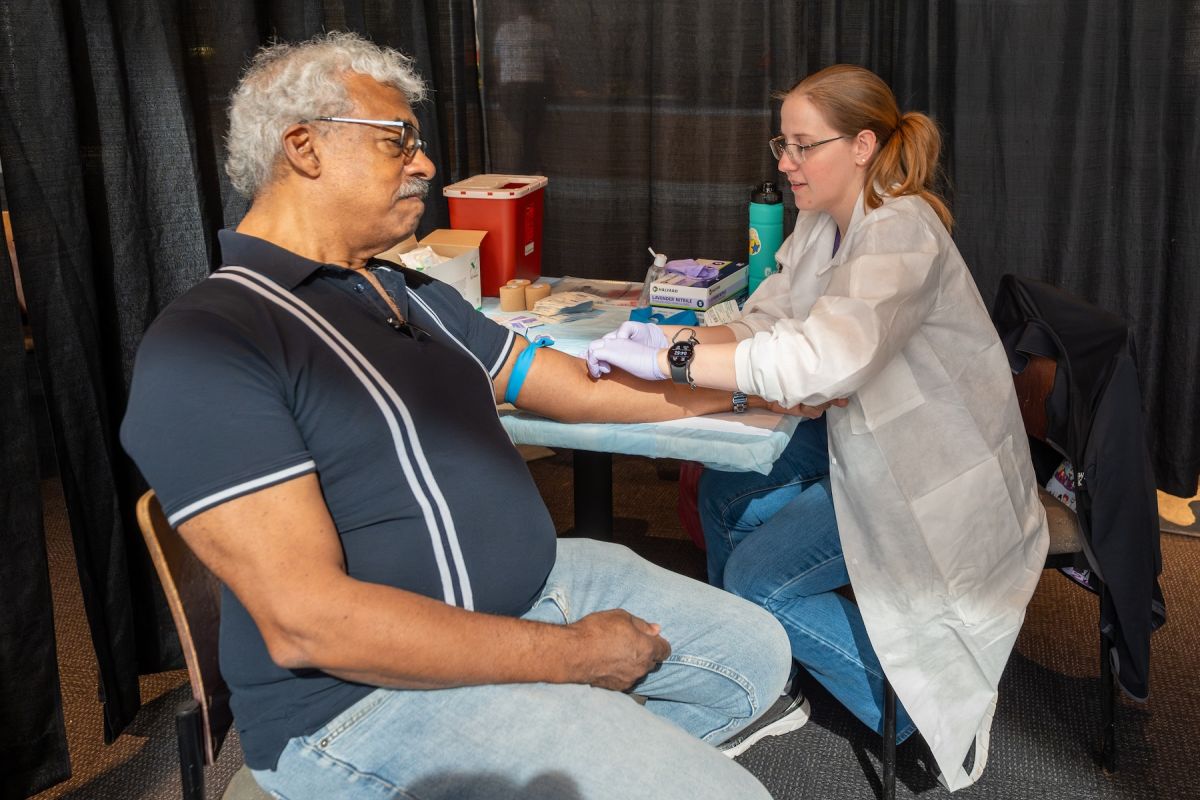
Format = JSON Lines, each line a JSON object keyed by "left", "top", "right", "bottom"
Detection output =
{"left": 475, "top": 0, "right": 1199, "bottom": 498}
{"left": 0, "top": 1, "right": 481, "bottom": 796}
{"left": 0, "top": 208, "right": 67, "bottom": 794}
{"left": 1, "top": 1, "right": 1197, "bottom": 796}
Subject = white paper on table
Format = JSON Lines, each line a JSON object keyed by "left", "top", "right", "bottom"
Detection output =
{"left": 656, "top": 408, "right": 785, "bottom": 437}
{"left": 501, "top": 314, "right": 545, "bottom": 334}
{"left": 531, "top": 291, "right": 597, "bottom": 316}
{"left": 552, "top": 277, "right": 642, "bottom": 309}
{"left": 703, "top": 298, "right": 743, "bottom": 326}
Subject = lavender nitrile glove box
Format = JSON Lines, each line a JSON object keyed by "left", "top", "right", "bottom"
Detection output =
{"left": 647, "top": 259, "right": 748, "bottom": 311}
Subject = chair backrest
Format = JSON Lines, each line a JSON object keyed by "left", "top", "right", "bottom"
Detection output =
{"left": 136, "top": 491, "right": 232, "bottom": 765}
{"left": 1012, "top": 353, "right": 1057, "bottom": 443}
{"left": 1010, "top": 354, "right": 1086, "bottom": 557}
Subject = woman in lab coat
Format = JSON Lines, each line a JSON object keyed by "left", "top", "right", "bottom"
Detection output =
{"left": 586, "top": 64, "right": 1048, "bottom": 789}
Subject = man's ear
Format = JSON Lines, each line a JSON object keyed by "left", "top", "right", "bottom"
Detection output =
{"left": 281, "top": 123, "right": 322, "bottom": 179}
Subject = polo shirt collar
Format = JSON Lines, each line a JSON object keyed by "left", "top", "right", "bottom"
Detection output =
{"left": 218, "top": 229, "right": 331, "bottom": 290}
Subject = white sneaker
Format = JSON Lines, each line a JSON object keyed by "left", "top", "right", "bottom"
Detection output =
{"left": 719, "top": 686, "right": 811, "bottom": 758}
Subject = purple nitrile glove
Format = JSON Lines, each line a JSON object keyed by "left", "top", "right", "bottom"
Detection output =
{"left": 587, "top": 322, "right": 667, "bottom": 376}
{"left": 665, "top": 259, "right": 719, "bottom": 280}
{"left": 585, "top": 337, "right": 666, "bottom": 381}
{"left": 603, "top": 321, "right": 670, "bottom": 349}
{"left": 585, "top": 336, "right": 612, "bottom": 378}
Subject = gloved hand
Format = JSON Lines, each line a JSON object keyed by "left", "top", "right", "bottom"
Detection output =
{"left": 602, "top": 321, "right": 670, "bottom": 350}
{"left": 586, "top": 337, "right": 666, "bottom": 381}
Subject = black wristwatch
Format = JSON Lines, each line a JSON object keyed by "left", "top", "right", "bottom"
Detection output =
{"left": 732, "top": 391, "right": 748, "bottom": 414}
{"left": 668, "top": 328, "right": 699, "bottom": 388}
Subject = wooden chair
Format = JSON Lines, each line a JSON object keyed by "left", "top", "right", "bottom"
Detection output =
{"left": 135, "top": 491, "right": 271, "bottom": 800}
{"left": 877, "top": 353, "right": 1116, "bottom": 799}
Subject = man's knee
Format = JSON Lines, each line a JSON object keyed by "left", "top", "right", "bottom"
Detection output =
{"left": 756, "top": 601, "right": 792, "bottom": 659}
{"left": 719, "top": 591, "right": 792, "bottom": 696}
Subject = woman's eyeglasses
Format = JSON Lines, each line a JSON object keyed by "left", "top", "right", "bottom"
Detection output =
{"left": 768, "top": 134, "right": 850, "bottom": 166}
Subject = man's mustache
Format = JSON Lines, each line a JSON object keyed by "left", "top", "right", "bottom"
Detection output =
{"left": 395, "top": 178, "right": 431, "bottom": 201}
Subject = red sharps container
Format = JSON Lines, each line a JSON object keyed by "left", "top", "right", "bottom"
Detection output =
{"left": 442, "top": 174, "right": 548, "bottom": 296}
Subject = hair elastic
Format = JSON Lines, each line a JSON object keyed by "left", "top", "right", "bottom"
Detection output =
{"left": 504, "top": 335, "right": 555, "bottom": 404}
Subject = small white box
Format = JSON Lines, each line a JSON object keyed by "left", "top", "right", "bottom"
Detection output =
{"left": 376, "top": 229, "right": 488, "bottom": 310}
{"left": 649, "top": 260, "right": 748, "bottom": 311}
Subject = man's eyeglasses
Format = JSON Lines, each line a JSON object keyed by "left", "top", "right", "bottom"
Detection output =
{"left": 312, "top": 117, "right": 428, "bottom": 161}
{"left": 769, "top": 134, "right": 850, "bottom": 166}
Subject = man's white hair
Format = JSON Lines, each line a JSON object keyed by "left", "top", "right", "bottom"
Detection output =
{"left": 225, "top": 31, "right": 427, "bottom": 198}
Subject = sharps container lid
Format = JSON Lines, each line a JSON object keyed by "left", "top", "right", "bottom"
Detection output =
{"left": 442, "top": 174, "right": 549, "bottom": 199}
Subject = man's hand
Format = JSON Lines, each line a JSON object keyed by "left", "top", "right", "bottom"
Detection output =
{"left": 565, "top": 609, "right": 671, "bottom": 691}
{"left": 767, "top": 397, "right": 849, "bottom": 419}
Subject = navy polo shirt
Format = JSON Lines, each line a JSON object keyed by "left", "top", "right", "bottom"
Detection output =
{"left": 121, "top": 230, "right": 557, "bottom": 770}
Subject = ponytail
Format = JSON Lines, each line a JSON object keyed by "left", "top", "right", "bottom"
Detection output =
{"left": 865, "top": 111, "right": 953, "bottom": 231}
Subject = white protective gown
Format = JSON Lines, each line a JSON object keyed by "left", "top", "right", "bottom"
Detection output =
{"left": 729, "top": 191, "right": 1049, "bottom": 789}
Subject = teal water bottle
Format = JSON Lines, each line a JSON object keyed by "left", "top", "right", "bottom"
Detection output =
{"left": 748, "top": 181, "right": 783, "bottom": 295}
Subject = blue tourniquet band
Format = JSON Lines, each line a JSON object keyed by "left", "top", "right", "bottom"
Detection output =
{"left": 504, "top": 335, "right": 555, "bottom": 404}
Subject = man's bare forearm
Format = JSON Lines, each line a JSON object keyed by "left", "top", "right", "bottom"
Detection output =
{"left": 509, "top": 346, "right": 755, "bottom": 423}
{"left": 177, "top": 476, "right": 669, "bottom": 694}
{"left": 274, "top": 579, "right": 584, "bottom": 688}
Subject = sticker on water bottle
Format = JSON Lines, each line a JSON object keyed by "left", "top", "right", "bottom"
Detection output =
{"left": 749, "top": 227, "right": 762, "bottom": 256}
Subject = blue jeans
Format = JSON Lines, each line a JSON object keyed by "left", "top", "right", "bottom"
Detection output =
{"left": 699, "top": 420, "right": 916, "bottom": 744}
{"left": 252, "top": 538, "right": 790, "bottom": 800}
{"left": 698, "top": 418, "right": 831, "bottom": 589}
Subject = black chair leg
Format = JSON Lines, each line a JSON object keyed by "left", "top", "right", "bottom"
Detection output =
{"left": 882, "top": 678, "right": 896, "bottom": 800}
{"left": 176, "top": 699, "right": 206, "bottom": 800}
{"left": 1098, "top": 585, "right": 1117, "bottom": 774}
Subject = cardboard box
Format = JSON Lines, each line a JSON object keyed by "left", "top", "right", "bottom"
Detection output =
{"left": 648, "top": 260, "right": 748, "bottom": 311}
{"left": 376, "top": 229, "right": 488, "bottom": 310}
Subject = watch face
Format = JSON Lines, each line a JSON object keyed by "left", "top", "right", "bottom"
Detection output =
{"left": 668, "top": 341, "right": 694, "bottom": 367}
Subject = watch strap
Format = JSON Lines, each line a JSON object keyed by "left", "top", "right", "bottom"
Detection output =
{"left": 669, "top": 359, "right": 688, "bottom": 385}
{"left": 669, "top": 330, "right": 699, "bottom": 387}
{"left": 669, "top": 342, "right": 694, "bottom": 386}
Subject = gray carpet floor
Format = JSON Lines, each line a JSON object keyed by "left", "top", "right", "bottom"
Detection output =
{"left": 29, "top": 452, "right": 1200, "bottom": 799}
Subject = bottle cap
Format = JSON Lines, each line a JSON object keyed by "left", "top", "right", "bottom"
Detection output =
{"left": 751, "top": 181, "right": 783, "bottom": 204}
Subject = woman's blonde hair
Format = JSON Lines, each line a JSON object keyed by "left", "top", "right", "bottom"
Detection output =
{"left": 776, "top": 64, "right": 952, "bottom": 231}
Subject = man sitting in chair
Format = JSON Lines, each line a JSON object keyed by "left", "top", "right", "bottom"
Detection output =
{"left": 121, "top": 32, "right": 808, "bottom": 800}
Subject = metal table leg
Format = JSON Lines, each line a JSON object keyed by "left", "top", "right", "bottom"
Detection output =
{"left": 572, "top": 449, "right": 613, "bottom": 540}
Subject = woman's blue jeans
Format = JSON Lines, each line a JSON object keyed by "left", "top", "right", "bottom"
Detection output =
{"left": 699, "top": 418, "right": 916, "bottom": 743}
{"left": 252, "top": 538, "right": 790, "bottom": 800}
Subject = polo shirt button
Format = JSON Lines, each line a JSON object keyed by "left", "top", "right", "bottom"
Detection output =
{"left": 354, "top": 283, "right": 365, "bottom": 293}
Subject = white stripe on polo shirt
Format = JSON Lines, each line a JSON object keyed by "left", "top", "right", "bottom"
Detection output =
{"left": 212, "top": 266, "right": 472, "bottom": 610}
{"left": 166, "top": 460, "right": 317, "bottom": 528}
{"left": 401, "top": 292, "right": 510, "bottom": 581}
{"left": 409, "top": 292, "right": 516, "bottom": 380}
{"left": 488, "top": 328, "right": 517, "bottom": 377}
